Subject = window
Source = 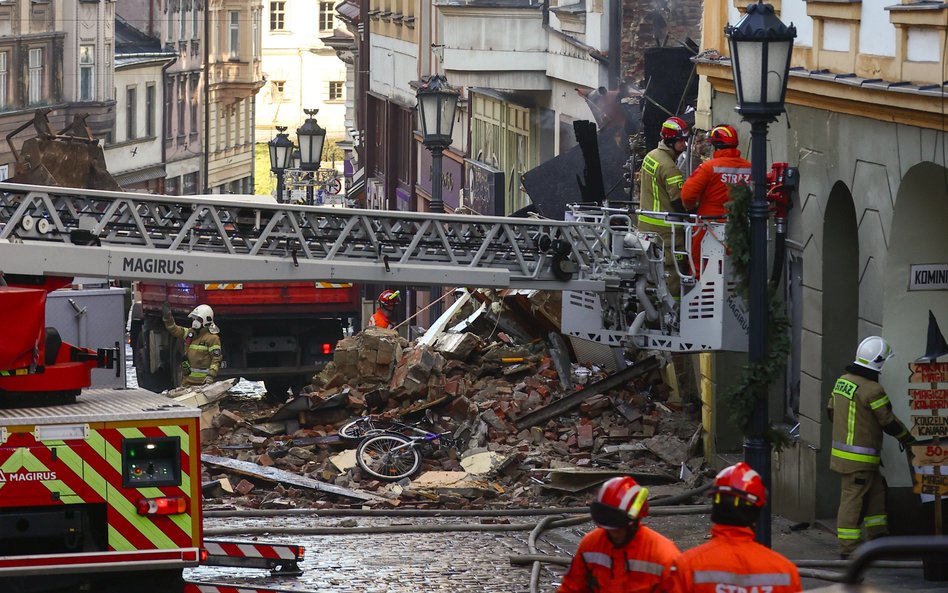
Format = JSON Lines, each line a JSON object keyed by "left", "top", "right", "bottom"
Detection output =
{"left": 190, "top": 74, "right": 199, "bottom": 134}
{"left": 328, "top": 80, "right": 343, "bottom": 101}
{"left": 126, "top": 86, "right": 137, "bottom": 140}
{"left": 146, "top": 83, "right": 156, "bottom": 137}
{"left": 252, "top": 10, "right": 259, "bottom": 58}
{"left": 183, "top": 172, "right": 199, "bottom": 195}
{"left": 269, "top": 1, "right": 285, "bottom": 31}
{"left": 192, "top": 5, "right": 199, "bottom": 39}
{"left": 319, "top": 1, "right": 334, "bottom": 31}
{"left": 79, "top": 45, "right": 94, "bottom": 101}
{"left": 28, "top": 48, "right": 43, "bottom": 105}
{"left": 167, "top": 3, "right": 173, "bottom": 42}
{"left": 228, "top": 11, "right": 239, "bottom": 59}
{"left": 180, "top": 6, "right": 187, "bottom": 39}
{"left": 0, "top": 52, "right": 7, "bottom": 110}
{"left": 164, "top": 81, "right": 173, "bottom": 138}
{"left": 177, "top": 77, "right": 185, "bottom": 134}
{"left": 273, "top": 80, "right": 284, "bottom": 95}
{"left": 166, "top": 176, "right": 180, "bottom": 195}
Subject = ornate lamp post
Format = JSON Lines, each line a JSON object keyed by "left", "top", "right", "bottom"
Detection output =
{"left": 726, "top": 1, "right": 796, "bottom": 548}
{"left": 297, "top": 109, "right": 327, "bottom": 205}
{"left": 268, "top": 126, "right": 295, "bottom": 203}
{"left": 416, "top": 74, "right": 459, "bottom": 213}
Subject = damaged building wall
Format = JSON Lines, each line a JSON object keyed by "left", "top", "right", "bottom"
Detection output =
{"left": 620, "top": 0, "right": 702, "bottom": 85}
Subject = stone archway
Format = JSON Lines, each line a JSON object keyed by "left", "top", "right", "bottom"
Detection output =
{"left": 818, "top": 181, "right": 860, "bottom": 518}
{"left": 880, "top": 161, "right": 948, "bottom": 533}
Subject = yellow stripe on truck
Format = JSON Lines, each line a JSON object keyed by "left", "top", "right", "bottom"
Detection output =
{"left": 203, "top": 283, "right": 243, "bottom": 290}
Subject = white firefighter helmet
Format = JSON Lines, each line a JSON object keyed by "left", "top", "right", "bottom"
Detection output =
{"left": 189, "top": 304, "right": 215, "bottom": 328}
{"left": 854, "top": 336, "right": 894, "bottom": 372}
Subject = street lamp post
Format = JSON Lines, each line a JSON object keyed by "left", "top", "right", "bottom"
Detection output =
{"left": 416, "top": 74, "right": 460, "bottom": 214}
{"left": 725, "top": 1, "right": 796, "bottom": 548}
{"left": 297, "top": 109, "right": 327, "bottom": 206}
{"left": 268, "top": 126, "right": 295, "bottom": 203}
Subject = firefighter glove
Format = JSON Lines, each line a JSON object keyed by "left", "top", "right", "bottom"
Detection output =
{"left": 203, "top": 376, "right": 215, "bottom": 385}
{"left": 181, "top": 360, "right": 191, "bottom": 372}
{"left": 162, "top": 302, "right": 172, "bottom": 319}
{"left": 899, "top": 432, "right": 916, "bottom": 446}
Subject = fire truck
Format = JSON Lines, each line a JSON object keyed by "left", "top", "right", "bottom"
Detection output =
{"left": 0, "top": 175, "right": 796, "bottom": 591}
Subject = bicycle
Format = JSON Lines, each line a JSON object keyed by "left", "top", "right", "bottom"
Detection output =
{"left": 338, "top": 414, "right": 415, "bottom": 440}
{"left": 355, "top": 426, "right": 457, "bottom": 481}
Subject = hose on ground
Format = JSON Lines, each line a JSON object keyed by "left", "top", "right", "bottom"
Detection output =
{"left": 529, "top": 516, "right": 561, "bottom": 593}
{"left": 203, "top": 482, "right": 714, "bottom": 520}
{"left": 202, "top": 505, "right": 710, "bottom": 537}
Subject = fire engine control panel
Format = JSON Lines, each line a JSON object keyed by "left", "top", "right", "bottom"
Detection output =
{"left": 122, "top": 437, "right": 181, "bottom": 488}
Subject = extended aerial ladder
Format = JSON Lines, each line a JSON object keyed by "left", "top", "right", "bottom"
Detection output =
{"left": 0, "top": 182, "right": 749, "bottom": 354}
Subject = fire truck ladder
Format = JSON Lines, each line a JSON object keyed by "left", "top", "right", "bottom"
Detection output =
{"left": 0, "top": 183, "right": 618, "bottom": 291}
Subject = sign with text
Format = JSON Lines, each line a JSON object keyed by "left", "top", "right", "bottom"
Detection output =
{"left": 913, "top": 444, "right": 948, "bottom": 466}
{"left": 911, "top": 415, "right": 948, "bottom": 438}
{"left": 910, "top": 388, "right": 948, "bottom": 410}
{"left": 909, "top": 264, "right": 948, "bottom": 291}
{"left": 913, "top": 472, "right": 948, "bottom": 496}
{"left": 908, "top": 362, "right": 948, "bottom": 384}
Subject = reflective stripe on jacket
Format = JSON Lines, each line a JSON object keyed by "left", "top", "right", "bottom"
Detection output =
{"left": 662, "top": 524, "right": 802, "bottom": 593}
{"left": 638, "top": 144, "right": 684, "bottom": 229}
{"left": 680, "top": 148, "right": 751, "bottom": 217}
{"left": 827, "top": 372, "right": 910, "bottom": 473}
{"left": 163, "top": 316, "right": 223, "bottom": 384}
{"left": 557, "top": 525, "right": 680, "bottom": 593}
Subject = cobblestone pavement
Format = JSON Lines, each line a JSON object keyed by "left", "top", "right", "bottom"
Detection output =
{"left": 189, "top": 515, "right": 577, "bottom": 592}
{"left": 188, "top": 512, "right": 948, "bottom": 593}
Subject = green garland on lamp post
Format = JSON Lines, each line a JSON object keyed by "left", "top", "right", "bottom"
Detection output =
{"left": 724, "top": 182, "right": 792, "bottom": 449}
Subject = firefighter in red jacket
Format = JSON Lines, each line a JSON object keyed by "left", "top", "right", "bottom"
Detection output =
{"left": 558, "top": 476, "right": 680, "bottom": 593}
{"left": 368, "top": 289, "right": 400, "bottom": 329}
{"left": 662, "top": 462, "right": 802, "bottom": 593}
{"left": 680, "top": 124, "right": 751, "bottom": 278}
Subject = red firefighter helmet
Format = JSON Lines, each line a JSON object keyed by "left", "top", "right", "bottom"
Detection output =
{"left": 711, "top": 462, "right": 766, "bottom": 507}
{"left": 709, "top": 124, "right": 739, "bottom": 148}
{"left": 590, "top": 476, "right": 650, "bottom": 529}
{"left": 378, "top": 289, "right": 401, "bottom": 307}
{"left": 660, "top": 116, "right": 690, "bottom": 141}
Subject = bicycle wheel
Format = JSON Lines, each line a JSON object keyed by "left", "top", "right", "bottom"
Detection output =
{"left": 356, "top": 433, "right": 421, "bottom": 481}
{"left": 338, "top": 417, "right": 383, "bottom": 440}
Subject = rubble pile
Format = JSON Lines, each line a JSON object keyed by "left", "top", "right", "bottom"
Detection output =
{"left": 199, "top": 291, "right": 705, "bottom": 510}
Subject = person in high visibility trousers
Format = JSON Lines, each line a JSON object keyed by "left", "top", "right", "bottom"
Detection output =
{"left": 558, "top": 476, "right": 680, "bottom": 593}
{"left": 827, "top": 336, "right": 914, "bottom": 558}
{"left": 680, "top": 124, "right": 751, "bottom": 278}
{"left": 368, "top": 289, "right": 401, "bottom": 329}
{"left": 662, "top": 462, "right": 802, "bottom": 593}
{"left": 162, "top": 302, "right": 223, "bottom": 387}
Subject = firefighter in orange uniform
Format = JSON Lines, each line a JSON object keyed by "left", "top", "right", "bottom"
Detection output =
{"left": 369, "top": 289, "right": 400, "bottom": 329}
{"left": 558, "top": 476, "right": 680, "bottom": 593}
{"left": 680, "top": 124, "right": 751, "bottom": 278}
{"left": 662, "top": 462, "right": 802, "bottom": 593}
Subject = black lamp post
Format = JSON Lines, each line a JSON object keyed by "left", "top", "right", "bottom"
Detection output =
{"left": 726, "top": 1, "right": 795, "bottom": 548}
{"left": 416, "top": 74, "right": 459, "bottom": 214}
{"left": 268, "top": 126, "right": 294, "bottom": 203}
{"left": 297, "top": 109, "right": 327, "bottom": 206}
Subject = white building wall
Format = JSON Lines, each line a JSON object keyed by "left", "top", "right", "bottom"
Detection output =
{"left": 105, "top": 64, "right": 166, "bottom": 175}
{"left": 782, "top": 0, "right": 813, "bottom": 48}
{"left": 256, "top": 0, "right": 348, "bottom": 139}
{"left": 369, "top": 36, "right": 419, "bottom": 108}
{"left": 858, "top": 0, "right": 897, "bottom": 57}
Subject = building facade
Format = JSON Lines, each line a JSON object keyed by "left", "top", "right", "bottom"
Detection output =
{"left": 0, "top": 0, "right": 116, "bottom": 179}
{"left": 256, "top": 0, "right": 348, "bottom": 143}
{"left": 150, "top": 0, "right": 204, "bottom": 195}
{"left": 105, "top": 17, "right": 177, "bottom": 192}
{"left": 206, "top": 0, "right": 264, "bottom": 194}
{"left": 697, "top": 0, "right": 947, "bottom": 530}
